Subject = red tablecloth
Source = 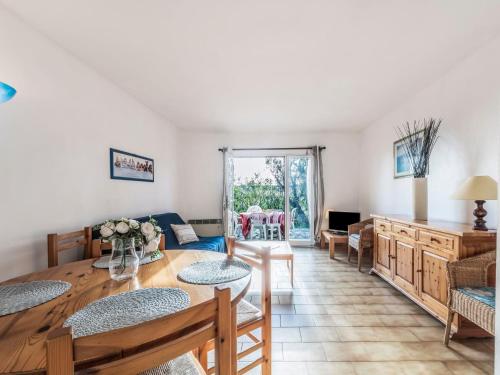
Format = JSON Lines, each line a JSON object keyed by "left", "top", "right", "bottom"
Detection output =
{"left": 240, "top": 212, "right": 285, "bottom": 238}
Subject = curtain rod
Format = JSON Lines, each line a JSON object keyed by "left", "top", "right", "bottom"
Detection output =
{"left": 218, "top": 146, "right": 326, "bottom": 152}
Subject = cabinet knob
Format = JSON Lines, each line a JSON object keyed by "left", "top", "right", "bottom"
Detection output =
{"left": 431, "top": 237, "right": 442, "bottom": 244}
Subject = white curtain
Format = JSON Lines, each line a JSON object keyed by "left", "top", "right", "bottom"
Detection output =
{"left": 221, "top": 147, "right": 234, "bottom": 236}
{"left": 311, "top": 146, "right": 325, "bottom": 242}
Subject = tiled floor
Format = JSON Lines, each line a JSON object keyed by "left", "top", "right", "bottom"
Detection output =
{"left": 238, "top": 246, "right": 494, "bottom": 374}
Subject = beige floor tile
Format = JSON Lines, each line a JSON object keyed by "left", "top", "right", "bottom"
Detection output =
{"left": 271, "top": 362, "right": 308, "bottom": 375}
{"left": 409, "top": 327, "right": 445, "bottom": 341}
{"left": 401, "top": 342, "right": 464, "bottom": 361}
{"left": 281, "top": 314, "right": 315, "bottom": 327}
{"left": 380, "top": 314, "right": 421, "bottom": 327}
{"left": 448, "top": 340, "right": 494, "bottom": 361}
{"left": 300, "top": 327, "right": 339, "bottom": 342}
{"left": 282, "top": 342, "right": 327, "bottom": 361}
{"left": 337, "top": 327, "right": 419, "bottom": 342}
{"left": 272, "top": 328, "right": 301, "bottom": 342}
{"left": 445, "top": 360, "right": 491, "bottom": 375}
{"left": 306, "top": 362, "right": 355, "bottom": 374}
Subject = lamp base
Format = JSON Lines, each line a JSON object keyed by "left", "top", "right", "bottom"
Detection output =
{"left": 473, "top": 200, "right": 488, "bottom": 231}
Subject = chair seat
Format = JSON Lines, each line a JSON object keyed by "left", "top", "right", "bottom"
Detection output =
{"left": 451, "top": 288, "right": 495, "bottom": 335}
{"left": 348, "top": 234, "right": 360, "bottom": 249}
{"left": 141, "top": 353, "right": 205, "bottom": 375}
{"left": 237, "top": 299, "right": 262, "bottom": 325}
{"left": 457, "top": 287, "right": 495, "bottom": 309}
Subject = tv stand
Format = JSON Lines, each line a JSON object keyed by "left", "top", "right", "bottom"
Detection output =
{"left": 320, "top": 230, "right": 348, "bottom": 259}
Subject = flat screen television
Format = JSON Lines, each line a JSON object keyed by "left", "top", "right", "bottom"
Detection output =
{"left": 328, "top": 211, "right": 360, "bottom": 232}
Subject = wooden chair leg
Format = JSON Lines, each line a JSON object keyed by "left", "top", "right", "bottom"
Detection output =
{"left": 290, "top": 258, "right": 294, "bottom": 288}
{"left": 198, "top": 344, "right": 208, "bottom": 371}
{"left": 358, "top": 246, "right": 364, "bottom": 272}
{"left": 347, "top": 246, "right": 352, "bottom": 263}
{"left": 443, "top": 310, "right": 454, "bottom": 346}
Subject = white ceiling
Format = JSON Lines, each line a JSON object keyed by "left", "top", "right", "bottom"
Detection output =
{"left": 3, "top": 0, "right": 500, "bottom": 132}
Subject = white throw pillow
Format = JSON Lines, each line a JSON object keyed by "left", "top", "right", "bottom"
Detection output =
{"left": 171, "top": 224, "right": 199, "bottom": 245}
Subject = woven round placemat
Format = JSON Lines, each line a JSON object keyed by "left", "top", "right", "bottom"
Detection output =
{"left": 0, "top": 280, "right": 71, "bottom": 316}
{"left": 92, "top": 253, "right": 164, "bottom": 269}
{"left": 177, "top": 259, "right": 251, "bottom": 285}
{"left": 63, "top": 288, "right": 190, "bottom": 338}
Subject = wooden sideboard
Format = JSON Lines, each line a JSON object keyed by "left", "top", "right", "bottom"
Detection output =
{"left": 371, "top": 214, "right": 496, "bottom": 338}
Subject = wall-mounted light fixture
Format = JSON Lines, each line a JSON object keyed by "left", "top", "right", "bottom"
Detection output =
{"left": 0, "top": 82, "right": 16, "bottom": 103}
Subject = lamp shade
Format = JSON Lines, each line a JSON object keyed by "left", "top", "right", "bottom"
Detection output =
{"left": 451, "top": 176, "right": 498, "bottom": 200}
{"left": 0, "top": 82, "right": 16, "bottom": 103}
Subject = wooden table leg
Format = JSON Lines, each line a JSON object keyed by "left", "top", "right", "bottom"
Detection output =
{"left": 320, "top": 233, "right": 326, "bottom": 249}
{"left": 329, "top": 239, "right": 335, "bottom": 259}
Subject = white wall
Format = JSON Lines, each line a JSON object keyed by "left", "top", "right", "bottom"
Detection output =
{"left": 177, "top": 130, "right": 360, "bottom": 226}
{"left": 0, "top": 7, "right": 178, "bottom": 281}
{"left": 359, "top": 35, "right": 500, "bottom": 227}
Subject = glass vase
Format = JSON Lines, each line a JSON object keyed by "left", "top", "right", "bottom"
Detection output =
{"left": 109, "top": 237, "right": 140, "bottom": 281}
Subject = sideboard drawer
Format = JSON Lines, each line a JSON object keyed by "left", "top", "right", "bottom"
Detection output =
{"left": 419, "top": 230, "right": 457, "bottom": 251}
{"left": 375, "top": 220, "right": 391, "bottom": 233}
{"left": 393, "top": 223, "right": 417, "bottom": 240}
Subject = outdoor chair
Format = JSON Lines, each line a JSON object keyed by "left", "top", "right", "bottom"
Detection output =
{"left": 249, "top": 213, "right": 267, "bottom": 240}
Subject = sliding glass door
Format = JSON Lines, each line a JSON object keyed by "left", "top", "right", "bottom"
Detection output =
{"left": 228, "top": 153, "right": 314, "bottom": 244}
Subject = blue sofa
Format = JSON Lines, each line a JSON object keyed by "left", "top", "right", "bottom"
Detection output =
{"left": 135, "top": 213, "right": 226, "bottom": 253}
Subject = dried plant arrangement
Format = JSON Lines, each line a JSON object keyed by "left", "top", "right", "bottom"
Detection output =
{"left": 395, "top": 118, "right": 441, "bottom": 178}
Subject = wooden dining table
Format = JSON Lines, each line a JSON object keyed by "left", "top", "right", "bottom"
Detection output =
{"left": 0, "top": 250, "right": 252, "bottom": 374}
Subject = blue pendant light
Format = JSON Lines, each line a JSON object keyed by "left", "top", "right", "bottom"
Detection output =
{"left": 0, "top": 82, "right": 16, "bottom": 103}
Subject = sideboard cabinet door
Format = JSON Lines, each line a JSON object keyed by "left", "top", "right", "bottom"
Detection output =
{"left": 374, "top": 232, "right": 392, "bottom": 278}
{"left": 393, "top": 238, "right": 419, "bottom": 296}
{"left": 419, "top": 245, "right": 451, "bottom": 319}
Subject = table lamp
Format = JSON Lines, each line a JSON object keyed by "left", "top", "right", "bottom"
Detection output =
{"left": 451, "top": 175, "right": 498, "bottom": 231}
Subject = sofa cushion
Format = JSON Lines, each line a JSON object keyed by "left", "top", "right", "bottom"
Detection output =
{"left": 135, "top": 213, "right": 185, "bottom": 249}
{"left": 173, "top": 235, "right": 226, "bottom": 253}
{"left": 171, "top": 224, "right": 199, "bottom": 245}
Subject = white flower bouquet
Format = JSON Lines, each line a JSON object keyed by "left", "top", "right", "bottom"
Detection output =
{"left": 94, "top": 216, "right": 163, "bottom": 259}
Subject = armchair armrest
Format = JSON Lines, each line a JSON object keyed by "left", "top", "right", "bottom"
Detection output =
{"left": 348, "top": 223, "right": 363, "bottom": 236}
{"left": 447, "top": 250, "right": 496, "bottom": 290}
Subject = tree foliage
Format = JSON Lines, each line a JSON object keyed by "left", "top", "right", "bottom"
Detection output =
{"left": 233, "top": 157, "right": 310, "bottom": 228}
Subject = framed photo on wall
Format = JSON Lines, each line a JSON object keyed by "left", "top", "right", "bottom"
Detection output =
{"left": 393, "top": 131, "right": 425, "bottom": 178}
{"left": 110, "top": 148, "right": 154, "bottom": 182}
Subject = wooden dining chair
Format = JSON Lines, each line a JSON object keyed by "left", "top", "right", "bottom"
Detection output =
{"left": 91, "top": 234, "right": 166, "bottom": 258}
{"left": 46, "top": 287, "right": 232, "bottom": 375}
{"left": 200, "top": 237, "right": 272, "bottom": 375}
{"left": 47, "top": 227, "right": 92, "bottom": 267}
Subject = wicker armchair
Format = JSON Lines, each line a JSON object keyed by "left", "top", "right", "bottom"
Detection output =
{"left": 444, "top": 250, "right": 496, "bottom": 345}
{"left": 347, "top": 218, "right": 374, "bottom": 272}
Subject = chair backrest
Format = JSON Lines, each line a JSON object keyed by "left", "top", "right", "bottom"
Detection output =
{"left": 246, "top": 205, "right": 263, "bottom": 214}
{"left": 46, "top": 287, "right": 231, "bottom": 375}
{"left": 47, "top": 227, "right": 92, "bottom": 267}
{"left": 91, "top": 234, "right": 166, "bottom": 258}
{"left": 226, "top": 237, "right": 272, "bottom": 318}
{"left": 249, "top": 212, "right": 267, "bottom": 225}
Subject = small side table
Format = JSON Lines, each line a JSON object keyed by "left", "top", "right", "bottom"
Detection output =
{"left": 320, "top": 230, "right": 348, "bottom": 259}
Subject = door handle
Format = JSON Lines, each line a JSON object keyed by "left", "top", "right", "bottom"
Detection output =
{"left": 416, "top": 269, "right": 422, "bottom": 273}
{"left": 390, "top": 255, "right": 397, "bottom": 259}
{"left": 431, "top": 237, "right": 442, "bottom": 245}
{"left": 400, "top": 229, "right": 408, "bottom": 235}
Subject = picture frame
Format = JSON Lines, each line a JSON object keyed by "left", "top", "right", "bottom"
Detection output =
{"left": 110, "top": 148, "right": 154, "bottom": 182}
{"left": 393, "top": 131, "right": 424, "bottom": 179}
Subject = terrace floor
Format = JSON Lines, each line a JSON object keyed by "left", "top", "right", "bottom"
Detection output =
{"left": 238, "top": 246, "right": 494, "bottom": 374}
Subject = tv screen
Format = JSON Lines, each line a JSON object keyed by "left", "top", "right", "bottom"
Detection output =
{"left": 328, "top": 211, "right": 360, "bottom": 232}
